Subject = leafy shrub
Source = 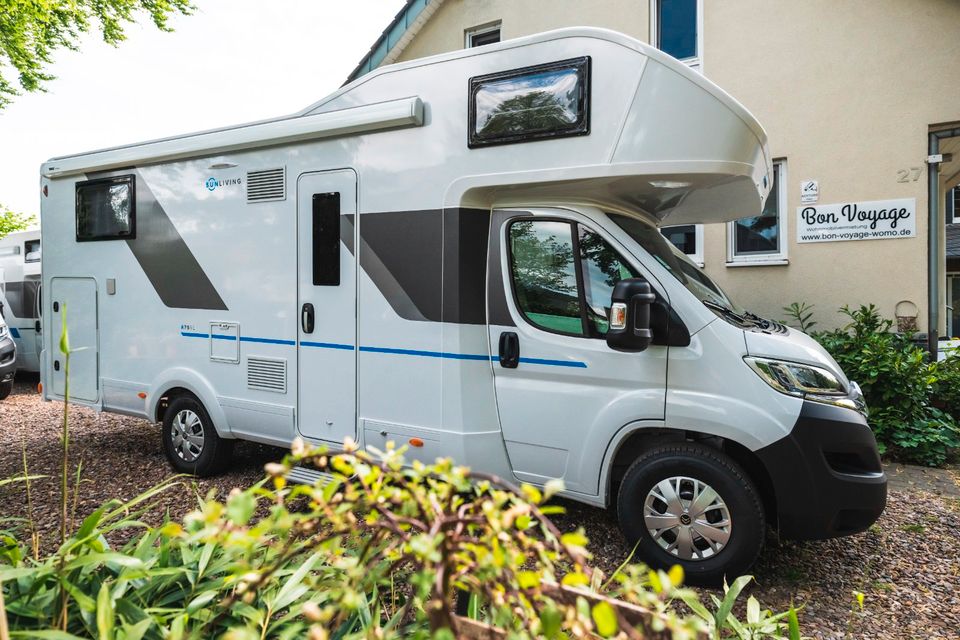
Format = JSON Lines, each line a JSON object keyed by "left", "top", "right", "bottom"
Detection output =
{"left": 813, "top": 304, "right": 960, "bottom": 466}
{"left": 0, "top": 443, "right": 802, "bottom": 639}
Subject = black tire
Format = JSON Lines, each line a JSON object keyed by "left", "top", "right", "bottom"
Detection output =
{"left": 0, "top": 381, "right": 11, "bottom": 400}
{"left": 616, "top": 443, "right": 765, "bottom": 586}
{"left": 161, "top": 395, "right": 234, "bottom": 476}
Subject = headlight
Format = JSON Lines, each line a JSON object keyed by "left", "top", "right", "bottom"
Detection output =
{"left": 744, "top": 356, "right": 860, "bottom": 411}
{"left": 0, "top": 325, "right": 7, "bottom": 340}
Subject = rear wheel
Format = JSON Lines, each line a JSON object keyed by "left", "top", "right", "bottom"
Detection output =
{"left": 161, "top": 395, "right": 234, "bottom": 476}
{"left": 0, "top": 381, "right": 11, "bottom": 400}
{"left": 616, "top": 443, "right": 765, "bottom": 586}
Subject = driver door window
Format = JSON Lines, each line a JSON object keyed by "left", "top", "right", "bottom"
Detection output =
{"left": 508, "top": 218, "right": 638, "bottom": 338}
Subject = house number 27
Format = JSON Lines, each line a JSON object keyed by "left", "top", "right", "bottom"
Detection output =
{"left": 897, "top": 167, "right": 923, "bottom": 182}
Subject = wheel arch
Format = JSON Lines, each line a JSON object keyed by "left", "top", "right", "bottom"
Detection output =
{"left": 601, "top": 425, "right": 777, "bottom": 522}
{"left": 147, "top": 367, "right": 232, "bottom": 438}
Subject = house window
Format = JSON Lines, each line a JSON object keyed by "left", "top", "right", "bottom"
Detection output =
{"left": 650, "top": 0, "right": 703, "bottom": 71}
{"left": 466, "top": 22, "right": 501, "bottom": 48}
{"left": 661, "top": 224, "right": 704, "bottom": 266}
{"left": 726, "top": 160, "right": 788, "bottom": 265}
{"left": 947, "top": 186, "right": 959, "bottom": 225}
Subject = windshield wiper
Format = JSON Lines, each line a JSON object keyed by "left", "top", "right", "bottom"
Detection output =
{"left": 742, "top": 309, "right": 773, "bottom": 330}
{"left": 701, "top": 299, "right": 749, "bottom": 324}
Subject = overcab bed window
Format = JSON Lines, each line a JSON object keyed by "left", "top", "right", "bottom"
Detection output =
{"left": 468, "top": 57, "right": 590, "bottom": 148}
{"left": 75, "top": 175, "right": 136, "bottom": 241}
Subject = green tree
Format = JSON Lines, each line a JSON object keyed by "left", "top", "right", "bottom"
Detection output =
{"left": 0, "top": 0, "right": 194, "bottom": 109}
{"left": 0, "top": 203, "right": 34, "bottom": 238}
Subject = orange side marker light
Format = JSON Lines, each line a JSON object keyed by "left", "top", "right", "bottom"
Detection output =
{"left": 37, "top": 382, "right": 42, "bottom": 394}
{"left": 409, "top": 437, "right": 424, "bottom": 448}
{"left": 137, "top": 392, "right": 147, "bottom": 399}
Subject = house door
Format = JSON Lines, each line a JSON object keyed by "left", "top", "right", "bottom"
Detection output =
{"left": 296, "top": 170, "right": 358, "bottom": 444}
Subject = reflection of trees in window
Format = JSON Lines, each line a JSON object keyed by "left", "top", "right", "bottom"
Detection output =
{"left": 109, "top": 185, "right": 131, "bottom": 229}
{"left": 579, "top": 229, "right": 624, "bottom": 287}
{"left": 478, "top": 90, "right": 574, "bottom": 138}
{"left": 509, "top": 220, "right": 581, "bottom": 331}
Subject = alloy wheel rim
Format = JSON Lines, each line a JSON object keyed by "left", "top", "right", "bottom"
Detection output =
{"left": 643, "top": 476, "right": 732, "bottom": 561}
{"left": 171, "top": 409, "right": 204, "bottom": 463}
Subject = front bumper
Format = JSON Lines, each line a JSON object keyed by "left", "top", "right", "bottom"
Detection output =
{"left": 0, "top": 337, "right": 16, "bottom": 383}
{"left": 756, "top": 400, "right": 887, "bottom": 540}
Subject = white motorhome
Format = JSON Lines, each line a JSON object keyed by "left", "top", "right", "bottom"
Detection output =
{"left": 0, "top": 229, "right": 42, "bottom": 373}
{"left": 40, "top": 28, "right": 886, "bottom": 583}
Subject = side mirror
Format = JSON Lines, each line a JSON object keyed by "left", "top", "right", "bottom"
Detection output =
{"left": 606, "top": 278, "right": 656, "bottom": 352}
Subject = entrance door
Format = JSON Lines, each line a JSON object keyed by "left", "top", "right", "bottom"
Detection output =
{"left": 49, "top": 277, "right": 99, "bottom": 402}
{"left": 297, "top": 170, "right": 358, "bottom": 444}
{"left": 489, "top": 210, "right": 668, "bottom": 495}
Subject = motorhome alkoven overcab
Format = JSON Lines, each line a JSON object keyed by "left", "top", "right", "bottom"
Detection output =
{"left": 39, "top": 28, "right": 886, "bottom": 583}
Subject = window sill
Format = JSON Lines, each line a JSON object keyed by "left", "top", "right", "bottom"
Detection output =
{"left": 725, "top": 258, "right": 789, "bottom": 268}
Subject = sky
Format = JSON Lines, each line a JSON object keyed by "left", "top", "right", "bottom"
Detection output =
{"left": 0, "top": 0, "right": 406, "bottom": 217}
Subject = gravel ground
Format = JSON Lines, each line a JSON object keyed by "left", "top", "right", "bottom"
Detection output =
{"left": 2, "top": 376, "right": 959, "bottom": 639}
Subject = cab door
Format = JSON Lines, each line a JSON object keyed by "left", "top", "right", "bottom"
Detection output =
{"left": 489, "top": 209, "right": 668, "bottom": 495}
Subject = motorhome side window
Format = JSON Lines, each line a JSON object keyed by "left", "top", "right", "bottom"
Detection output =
{"left": 468, "top": 57, "right": 590, "bottom": 148}
{"left": 24, "top": 239, "right": 40, "bottom": 263}
{"left": 75, "top": 175, "right": 135, "bottom": 241}
{"left": 508, "top": 219, "right": 637, "bottom": 337}
{"left": 312, "top": 192, "right": 340, "bottom": 286}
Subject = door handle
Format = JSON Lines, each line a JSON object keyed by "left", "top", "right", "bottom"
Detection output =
{"left": 498, "top": 331, "right": 519, "bottom": 368}
{"left": 301, "top": 303, "right": 315, "bottom": 334}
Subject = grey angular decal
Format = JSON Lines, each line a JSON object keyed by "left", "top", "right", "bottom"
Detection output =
{"left": 126, "top": 173, "right": 228, "bottom": 310}
{"left": 344, "top": 208, "right": 491, "bottom": 325}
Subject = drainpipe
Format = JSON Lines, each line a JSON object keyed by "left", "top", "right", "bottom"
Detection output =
{"left": 928, "top": 132, "right": 940, "bottom": 357}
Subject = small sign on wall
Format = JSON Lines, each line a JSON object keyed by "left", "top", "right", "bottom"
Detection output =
{"left": 800, "top": 180, "right": 819, "bottom": 204}
{"left": 797, "top": 198, "right": 916, "bottom": 243}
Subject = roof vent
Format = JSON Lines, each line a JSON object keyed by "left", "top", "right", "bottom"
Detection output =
{"left": 247, "top": 356, "right": 287, "bottom": 393}
{"left": 246, "top": 167, "right": 285, "bottom": 203}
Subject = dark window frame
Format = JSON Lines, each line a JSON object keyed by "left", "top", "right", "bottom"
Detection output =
{"left": 468, "top": 56, "right": 591, "bottom": 149}
{"left": 505, "top": 216, "right": 640, "bottom": 340}
{"left": 24, "top": 239, "right": 41, "bottom": 263}
{"left": 75, "top": 174, "right": 136, "bottom": 242}
{"left": 312, "top": 192, "right": 341, "bottom": 286}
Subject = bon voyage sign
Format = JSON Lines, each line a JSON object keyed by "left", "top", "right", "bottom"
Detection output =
{"left": 797, "top": 198, "right": 916, "bottom": 243}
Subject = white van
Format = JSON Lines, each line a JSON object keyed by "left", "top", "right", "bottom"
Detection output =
{"left": 0, "top": 229, "right": 42, "bottom": 373}
{"left": 39, "top": 28, "right": 885, "bottom": 582}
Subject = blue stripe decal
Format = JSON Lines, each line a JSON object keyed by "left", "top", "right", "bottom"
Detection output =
{"left": 179, "top": 331, "right": 585, "bottom": 368}
{"left": 302, "top": 341, "right": 355, "bottom": 350}
{"left": 241, "top": 336, "right": 297, "bottom": 346}
{"left": 10, "top": 328, "right": 20, "bottom": 339}
{"left": 519, "top": 357, "right": 588, "bottom": 368}
{"left": 359, "top": 346, "right": 491, "bottom": 361}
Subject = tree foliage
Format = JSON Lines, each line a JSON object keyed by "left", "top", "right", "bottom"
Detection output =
{"left": 0, "top": 0, "right": 194, "bottom": 108}
{"left": 0, "top": 203, "right": 34, "bottom": 238}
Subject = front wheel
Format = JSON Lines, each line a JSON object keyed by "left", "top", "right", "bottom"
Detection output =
{"left": 0, "top": 381, "right": 11, "bottom": 401}
{"left": 617, "top": 443, "right": 765, "bottom": 586}
{"left": 161, "top": 395, "right": 234, "bottom": 476}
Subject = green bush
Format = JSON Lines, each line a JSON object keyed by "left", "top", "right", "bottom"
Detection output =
{"left": 812, "top": 304, "right": 960, "bottom": 466}
{"left": 0, "top": 444, "right": 802, "bottom": 639}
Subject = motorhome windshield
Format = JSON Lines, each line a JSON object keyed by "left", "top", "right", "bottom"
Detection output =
{"left": 607, "top": 212, "right": 742, "bottom": 313}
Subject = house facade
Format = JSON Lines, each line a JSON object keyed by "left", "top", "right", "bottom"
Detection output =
{"left": 350, "top": 0, "right": 960, "bottom": 340}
